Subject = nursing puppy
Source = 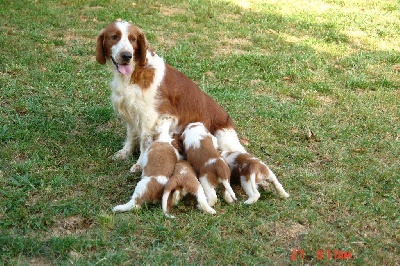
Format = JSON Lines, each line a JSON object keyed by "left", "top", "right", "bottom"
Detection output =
{"left": 181, "top": 122, "right": 236, "bottom": 207}
{"left": 221, "top": 151, "right": 289, "bottom": 204}
{"left": 112, "top": 117, "right": 181, "bottom": 212}
{"left": 162, "top": 160, "right": 216, "bottom": 218}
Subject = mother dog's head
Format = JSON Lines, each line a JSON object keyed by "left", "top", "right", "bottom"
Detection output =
{"left": 96, "top": 20, "right": 149, "bottom": 75}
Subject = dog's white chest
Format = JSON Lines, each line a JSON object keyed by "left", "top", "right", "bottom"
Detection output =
{"left": 111, "top": 79, "right": 160, "bottom": 131}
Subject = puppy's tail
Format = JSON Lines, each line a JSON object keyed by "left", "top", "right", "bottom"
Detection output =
{"left": 162, "top": 178, "right": 179, "bottom": 218}
{"left": 162, "top": 189, "right": 175, "bottom": 218}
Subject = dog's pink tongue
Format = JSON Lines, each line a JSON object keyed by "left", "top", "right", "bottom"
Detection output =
{"left": 118, "top": 64, "right": 132, "bottom": 75}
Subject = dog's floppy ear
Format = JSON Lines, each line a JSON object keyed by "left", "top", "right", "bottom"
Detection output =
{"left": 96, "top": 31, "right": 106, "bottom": 65}
{"left": 136, "top": 31, "right": 149, "bottom": 66}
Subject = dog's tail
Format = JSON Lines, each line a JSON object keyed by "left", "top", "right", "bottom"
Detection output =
{"left": 162, "top": 178, "right": 179, "bottom": 218}
{"left": 162, "top": 191, "right": 174, "bottom": 218}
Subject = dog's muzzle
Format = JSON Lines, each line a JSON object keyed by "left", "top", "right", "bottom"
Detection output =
{"left": 111, "top": 52, "right": 133, "bottom": 75}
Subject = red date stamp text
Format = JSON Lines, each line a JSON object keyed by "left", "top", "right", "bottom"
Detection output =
{"left": 291, "top": 249, "right": 352, "bottom": 261}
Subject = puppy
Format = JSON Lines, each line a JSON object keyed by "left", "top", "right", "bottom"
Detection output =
{"left": 181, "top": 122, "right": 236, "bottom": 207}
{"left": 162, "top": 160, "right": 216, "bottom": 218}
{"left": 112, "top": 117, "right": 181, "bottom": 212}
{"left": 221, "top": 151, "right": 289, "bottom": 204}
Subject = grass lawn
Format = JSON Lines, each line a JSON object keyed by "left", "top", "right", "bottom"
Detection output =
{"left": 1, "top": 0, "right": 399, "bottom": 264}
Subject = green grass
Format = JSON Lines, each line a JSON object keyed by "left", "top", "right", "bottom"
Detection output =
{"left": 1, "top": 0, "right": 399, "bottom": 264}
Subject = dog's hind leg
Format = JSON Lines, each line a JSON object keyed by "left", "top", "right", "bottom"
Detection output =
{"left": 265, "top": 170, "right": 290, "bottom": 198}
{"left": 112, "top": 178, "right": 151, "bottom": 212}
{"left": 221, "top": 179, "right": 237, "bottom": 203}
{"left": 112, "top": 197, "right": 139, "bottom": 212}
{"left": 249, "top": 173, "right": 261, "bottom": 204}
{"left": 196, "top": 186, "right": 216, "bottom": 215}
{"left": 199, "top": 175, "right": 218, "bottom": 207}
{"left": 241, "top": 175, "right": 259, "bottom": 204}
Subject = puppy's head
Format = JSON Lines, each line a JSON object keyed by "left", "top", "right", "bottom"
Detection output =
{"left": 96, "top": 20, "right": 149, "bottom": 75}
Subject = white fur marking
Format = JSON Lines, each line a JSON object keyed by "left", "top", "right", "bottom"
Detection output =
{"left": 179, "top": 169, "right": 187, "bottom": 175}
{"left": 215, "top": 128, "right": 246, "bottom": 153}
{"left": 182, "top": 122, "right": 209, "bottom": 150}
{"left": 205, "top": 158, "right": 217, "bottom": 166}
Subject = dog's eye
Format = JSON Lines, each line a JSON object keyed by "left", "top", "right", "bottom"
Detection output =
{"left": 111, "top": 34, "right": 118, "bottom": 40}
{"left": 131, "top": 37, "right": 136, "bottom": 42}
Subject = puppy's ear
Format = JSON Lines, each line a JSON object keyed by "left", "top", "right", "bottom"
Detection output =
{"left": 136, "top": 31, "right": 149, "bottom": 66}
{"left": 96, "top": 31, "right": 106, "bottom": 65}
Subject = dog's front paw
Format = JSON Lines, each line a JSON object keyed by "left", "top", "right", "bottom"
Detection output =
{"left": 113, "top": 149, "right": 130, "bottom": 160}
{"left": 129, "top": 163, "right": 142, "bottom": 173}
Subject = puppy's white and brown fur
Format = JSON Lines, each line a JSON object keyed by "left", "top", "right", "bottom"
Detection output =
{"left": 112, "top": 117, "right": 182, "bottom": 212}
{"left": 96, "top": 20, "right": 246, "bottom": 172}
{"left": 221, "top": 151, "right": 289, "bottom": 204}
{"left": 162, "top": 160, "right": 216, "bottom": 218}
{"left": 181, "top": 122, "right": 236, "bottom": 207}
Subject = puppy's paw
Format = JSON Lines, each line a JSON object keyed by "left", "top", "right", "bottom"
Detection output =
{"left": 113, "top": 202, "right": 139, "bottom": 212}
{"left": 129, "top": 163, "right": 142, "bottom": 173}
{"left": 113, "top": 204, "right": 129, "bottom": 212}
{"left": 164, "top": 213, "right": 176, "bottom": 219}
{"left": 223, "top": 190, "right": 236, "bottom": 204}
{"left": 280, "top": 191, "right": 290, "bottom": 198}
{"left": 207, "top": 197, "right": 218, "bottom": 207}
{"left": 207, "top": 208, "right": 217, "bottom": 215}
{"left": 244, "top": 197, "right": 258, "bottom": 205}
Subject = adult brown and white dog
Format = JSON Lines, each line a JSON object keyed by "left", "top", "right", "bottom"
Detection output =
{"left": 221, "top": 151, "right": 289, "bottom": 204}
{"left": 112, "top": 117, "right": 182, "bottom": 212}
{"left": 162, "top": 160, "right": 216, "bottom": 218}
{"left": 181, "top": 122, "right": 236, "bottom": 207}
{"left": 96, "top": 20, "right": 246, "bottom": 172}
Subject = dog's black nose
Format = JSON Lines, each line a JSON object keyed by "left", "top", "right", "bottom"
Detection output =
{"left": 121, "top": 52, "right": 132, "bottom": 62}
